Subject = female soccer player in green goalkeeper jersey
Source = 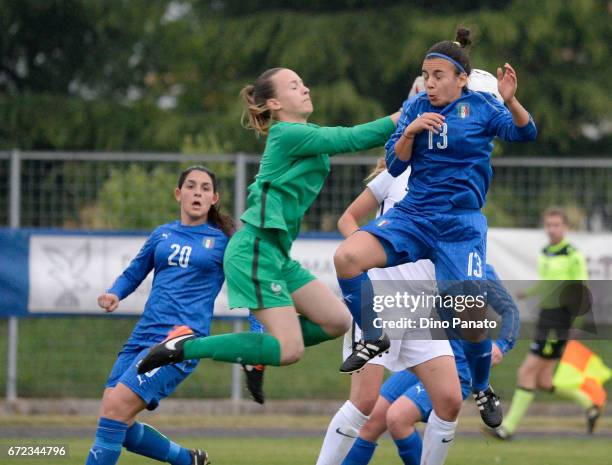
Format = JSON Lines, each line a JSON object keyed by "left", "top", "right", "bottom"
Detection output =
{"left": 139, "top": 67, "right": 399, "bottom": 374}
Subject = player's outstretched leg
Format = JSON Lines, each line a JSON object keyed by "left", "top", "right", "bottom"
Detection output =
{"left": 139, "top": 330, "right": 284, "bottom": 374}
{"left": 138, "top": 325, "right": 196, "bottom": 373}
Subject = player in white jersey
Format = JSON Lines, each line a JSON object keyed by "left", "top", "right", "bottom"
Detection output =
{"left": 316, "top": 69, "right": 505, "bottom": 465}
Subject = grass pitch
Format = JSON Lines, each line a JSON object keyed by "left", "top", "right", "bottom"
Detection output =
{"left": 1, "top": 436, "right": 611, "bottom": 465}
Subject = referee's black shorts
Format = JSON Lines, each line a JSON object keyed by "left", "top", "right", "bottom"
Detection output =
{"left": 529, "top": 307, "right": 573, "bottom": 360}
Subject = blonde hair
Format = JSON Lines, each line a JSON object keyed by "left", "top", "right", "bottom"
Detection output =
{"left": 240, "top": 67, "right": 284, "bottom": 136}
{"left": 364, "top": 157, "right": 387, "bottom": 183}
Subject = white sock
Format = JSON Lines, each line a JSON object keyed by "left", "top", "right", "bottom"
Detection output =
{"left": 315, "top": 400, "right": 369, "bottom": 465}
{"left": 420, "top": 409, "right": 458, "bottom": 465}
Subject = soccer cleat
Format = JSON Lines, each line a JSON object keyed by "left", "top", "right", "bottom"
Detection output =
{"left": 340, "top": 333, "right": 390, "bottom": 373}
{"left": 474, "top": 386, "right": 503, "bottom": 428}
{"left": 242, "top": 364, "right": 266, "bottom": 405}
{"left": 189, "top": 448, "right": 211, "bottom": 465}
{"left": 480, "top": 425, "right": 512, "bottom": 441}
{"left": 137, "top": 325, "right": 195, "bottom": 374}
{"left": 586, "top": 405, "right": 602, "bottom": 434}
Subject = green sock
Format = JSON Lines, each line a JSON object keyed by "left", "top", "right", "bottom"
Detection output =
{"left": 299, "top": 316, "right": 335, "bottom": 347}
{"left": 183, "top": 333, "right": 281, "bottom": 366}
{"left": 553, "top": 386, "right": 593, "bottom": 410}
{"left": 503, "top": 387, "right": 535, "bottom": 434}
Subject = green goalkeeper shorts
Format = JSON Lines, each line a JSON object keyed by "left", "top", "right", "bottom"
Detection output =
{"left": 224, "top": 224, "right": 316, "bottom": 309}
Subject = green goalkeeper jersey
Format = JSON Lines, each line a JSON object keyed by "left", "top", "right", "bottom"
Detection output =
{"left": 240, "top": 116, "right": 396, "bottom": 252}
{"left": 526, "top": 238, "right": 589, "bottom": 309}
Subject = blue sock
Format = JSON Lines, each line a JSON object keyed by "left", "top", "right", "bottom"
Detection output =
{"left": 341, "top": 437, "right": 378, "bottom": 465}
{"left": 463, "top": 339, "right": 493, "bottom": 392}
{"left": 123, "top": 422, "right": 192, "bottom": 465}
{"left": 86, "top": 417, "right": 128, "bottom": 465}
{"left": 394, "top": 431, "right": 422, "bottom": 465}
{"left": 338, "top": 273, "right": 381, "bottom": 340}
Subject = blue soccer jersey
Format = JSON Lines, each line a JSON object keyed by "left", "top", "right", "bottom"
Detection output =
{"left": 108, "top": 220, "right": 228, "bottom": 342}
{"left": 385, "top": 89, "right": 537, "bottom": 214}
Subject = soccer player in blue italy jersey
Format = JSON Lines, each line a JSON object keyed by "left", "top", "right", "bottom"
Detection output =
{"left": 85, "top": 166, "right": 233, "bottom": 465}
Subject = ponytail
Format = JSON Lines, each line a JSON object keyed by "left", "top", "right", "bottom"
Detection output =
{"left": 240, "top": 67, "right": 284, "bottom": 136}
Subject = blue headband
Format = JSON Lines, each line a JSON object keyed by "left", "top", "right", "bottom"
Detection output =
{"left": 425, "top": 52, "right": 467, "bottom": 75}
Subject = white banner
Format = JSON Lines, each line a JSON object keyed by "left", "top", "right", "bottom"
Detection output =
{"left": 27, "top": 229, "right": 612, "bottom": 316}
{"left": 487, "top": 228, "right": 612, "bottom": 280}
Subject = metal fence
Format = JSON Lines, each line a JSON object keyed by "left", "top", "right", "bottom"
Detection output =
{"left": 2, "top": 151, "right": 612, "bottom": 232}
{"left": 2, "top": 151, "right": 612, "bottom": 402}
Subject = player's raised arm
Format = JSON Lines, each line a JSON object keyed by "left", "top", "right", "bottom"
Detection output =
{"left": 487, "top": 63, "right": 537, "bottom": 141}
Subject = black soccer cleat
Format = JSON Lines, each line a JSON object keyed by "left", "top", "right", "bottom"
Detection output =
{"left": 474, "top": 386, "right": 503, "bottom": 428}
{"left": 137, "top": 327, "right": 195, "bottom": 374}
{"left": 586, "top": 405, "right": 602, "bottom": 434}
{"left": 340, "top": 333, "right": 390, "bottom": 374}
{"left": 189, "top": 448, "right": 211, "bottom": 465}
{"left": 242, "top": 364, "right": 266, "bottom": 405}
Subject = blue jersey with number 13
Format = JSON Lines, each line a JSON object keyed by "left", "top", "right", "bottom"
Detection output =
{"left": 385, "top": 89, "right": 537, "bottom": 214}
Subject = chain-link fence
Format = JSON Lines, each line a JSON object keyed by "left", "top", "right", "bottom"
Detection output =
{"left": 2, "top": 151, "right": 612, "bottom": 401}
{"left": 2, "top": 151, "right": 611, "bottom": 232}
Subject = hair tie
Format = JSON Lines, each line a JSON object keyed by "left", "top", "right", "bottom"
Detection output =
{"left": 425, "top": 52, "right": 467, "bottom": 74}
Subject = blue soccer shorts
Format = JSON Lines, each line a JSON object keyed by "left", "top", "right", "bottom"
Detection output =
{"left": 106, "top": 341, "right": 199, "bottom": 410}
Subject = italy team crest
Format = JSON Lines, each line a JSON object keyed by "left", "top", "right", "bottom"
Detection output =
{"left": 203, "top": 237, "right": 215, "bottom": 249}
{"left": 457, "top": 103, "right": 470, "bottom": 118}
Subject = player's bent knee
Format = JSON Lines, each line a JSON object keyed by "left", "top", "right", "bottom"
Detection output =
{"left": 352, "top": 394, "right": 378, "bottom": 416}
{"left": 386, "top": 404, "right": 415, "bottom": 437}
{"left": 333, "top": 247, "right": 363, "bottom": 275}
{"left": 360, "top": 416, "right": 387, "bottom": 441}
{"left": 433, "top": 393, "right": 462, "bottom": 420}
{"left": 323, "top": 311, "right": 351, "bottom": 337}
{"left": 279, "top": 341, "right": 305, "bottom": 365}
{"left": 100, "top": 396, "right": 135, "bottom": 423}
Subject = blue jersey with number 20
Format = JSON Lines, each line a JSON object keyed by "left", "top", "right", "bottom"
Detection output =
{"left": 108, "top": 220, "right": 228, "bottom": 342}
